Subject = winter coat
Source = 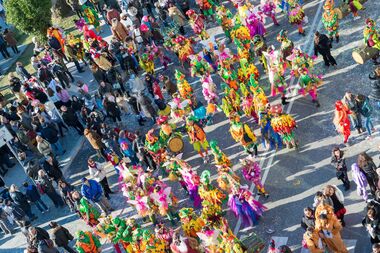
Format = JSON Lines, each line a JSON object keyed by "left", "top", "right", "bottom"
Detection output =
{"left": 136, "top": 94, "right": 157, "bottom": 119}
{"left": 88, "top": 162, "right": 107, "bottom": 182}
{"left": 362, "top": 214, "right": 380, "bottom": 241}
{"left": 81, "top": 179, "right": 103, "bottom": 201}
{"left": 361, "top": 161, "right": 379, "bottom": 181}
{"left": 111, "top": 20, "right": 129, "bottom": 42}
{"left": 369, "top": 72, "right": 380, "bottom": 101}
{"left": 168, "top": 6, "right": 186, "bottom": 26}
{"left": 37, "top": 139, "right": 53, "bottom": 157}
{"left": 93, "top": 55, "right": 113, "bottom": 72}
{"left": 104, "top": 101, "right": 121, "bottom": 118}
{"left": 106, "top": 8, "right": 120, "bottom": 24}
{"left": 10, "top": 191, "right": 31, "bottom": 210}
{"left": 301, "top": 214, "right": 315, "bottom": 230}
{"left": 62, "top": 108, "right": 81, "bottom": 127}
{"left": 25, "top": 185, "right": 42, "bottom": 202}
{"left": 163, "top": 77, "right": 177, "bottom": 96}
{"left": 36, "top": 175, "right": 56, "bottom": 194}
{"left": 330, "top": 153, "right": 347, "bottom": 172}
{"left": 40, "top": 125, "right": 59, "bottom": 144}
{"left": 4, "top": 31, "right": 17, "bottom": 46}
{"left": 314, "top": 33, "right": 331, "bottom": 56}
{"left": 43, "top": 159, "right": 63, "bottom": 182}
{"left": 84, "top": 129, "right": 103, "bottom": 150}
{"left": 51, "top": 225, "right": 74, "bottom": 247}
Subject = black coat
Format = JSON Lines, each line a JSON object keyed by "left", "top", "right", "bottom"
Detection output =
{"left": 10, "top": 191, "right": 31, "bottom": 210}
{"left": 361, "top": 161, "right": 379, "bottom": 181}
{"left": 40, "top": 125, "right": 59, "bottom": 144}
{"left": 62, "top": 108, "right": 81, "bottom": 126}
{"left": 43, "top": 159, "right": 63, "bottom": 182}
{"left": 330, "top": 153, "right": 347, "bottom": 172}
{"left": 51, "top": 225, "right": 74, "bottom": 247}
{"left": 314, "top": 34, "right": 331, "bottom": 56}
{"left": 369, "top": 73, "right": 380, "bottom": 101}
{"left": 25, "top": 185, "right": 42, "bottom": 202}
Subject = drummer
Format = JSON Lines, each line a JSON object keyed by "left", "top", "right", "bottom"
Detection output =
{"left": 157, "top": 115, "right": 177, "bottom": 144}
{"left": 186, "top": 116, "right": 210, "bottom": 163}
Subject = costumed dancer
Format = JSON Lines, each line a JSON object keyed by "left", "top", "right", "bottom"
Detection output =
{"left": 95, "top": 216, "right": 123, "bottom": 253}
{"left": 75, "top": 195, "right": 101, "bottom": 227}
{"left": 209, "top": 140, "right": 232, "bottom": 168}
{"left": 333, "top": 100, "right": 351, "bottom": 144}
{"left": 127, "top": 188, "right": 151, "bottom": 218}
{"left": 186, "top": 9, "right": 210, "bottom": 40}
{"left": 241, "top": 157, "right": 269, "bottom": 197}
{"left": 277, "top": 29, "right": 294, "bottom": 65}
{"left": 240, "top": 83, "right": 259, "bottom": 123}
{"left": 231, "top": 17, "right": 252, "bottom": 60}
{"left": 175, "top": 70, "right": 196, "bottom": 106}
{"left": 195, "top": 0, "right": 217, "bottom": 21}
{"left": 259, "top": 0, "right": 280, "bottom": 26}
{"left": 258, "top": 104, "right": 283, "bottom": 150}
{"left": 252, "top": 34, "right": 268, "bottom": 71}
{"left": 229, "top": 114, "right": 258, "bottom": 157}
{"left": 248, "top": 76, "right": 269, "bottom": 121}
{"left": 270, "top": 104, "right": 298, "bottom": 148}
{"left": 190, "top": 55, "right": 212, "bottom": 78}
{"left": 344, "top": 0, "right": 364, "bottom": 19}
{"left": 202, "top": 74, "right": 219, "bottom": 105}
{"left": 186, "top": 116, "right": 210, "bottom": 162}
{"left": 199, "top": 170, "right": 227, "bottom": 208}
{"left": 237, "top": 58, "right": 260, "bottom": 85}
{"left": 217, "top": 164, "right": 241, "bottom": 193}
{"left": 139, "top": 53, "right": 155, "bottom": 74}
{"left": 287, "top": 0, "right": 306, "bottom": 36}
{"left": 145, "top": 129, "right": 167, "bottom": 165}
{"left": 222, "top": 86, "right": 242, "bottom": 117}
{"left": 173, "top": 35, "right": 195, "bottom": 68}
{"left": 287, "top": 47, "right": 315, "bottom": 77}
{"left": 47, "top": 26, "right": 65, "bottom": 53}
{"left": 216, "top": 6, "right": 234, "bottom": 43}
{"left": 228, "top": 186, "right": 266, "bottom": 226}
{"left": 322, "top": 0, "right": 340, "bottom": 43}
{"left": 150, "top": 183, "right": 179, "bottom": 225}
{"left": 263, "top": 46, "right": 289, "bottom": 105}
{"left": 83, "top": 5, "right": 101, "bottom": 33}
{"left": 245, "top": 12, "right": 266, "bottom": 38}
{"left": 178, "top": 208, "right": 205, "bottom": 238}
{"left": 150, "top": 42, "right": 171, "bottom": 70}
{"left": 75, "top": 231, "right": 102, "bottom": 253}
{"left": 297, "top": 67, "right": 322, "bottom": 107}
{"left": 363, "top": 18, "right": 380, "bottom": 64}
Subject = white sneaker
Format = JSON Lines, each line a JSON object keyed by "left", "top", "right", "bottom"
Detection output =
{"left": 354, "top": 16, "right": 361, "bottom": 20}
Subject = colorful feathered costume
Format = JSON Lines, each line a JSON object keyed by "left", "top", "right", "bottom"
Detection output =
{"left": 139, "top": 53, "right": 155, "bottom": 74}
{"left": 186, "top": 9, "right": 210, "bottom": 40}
{"left": 83, "top": 5, "right": 100, "bottom": 32}
{"left": 260, "top": 0, "right": 279, "bottom": 26}
{"left": 216, "top": 6, "right": 234, "bottom": 41}
{"left": 287, "top": 47, "right": 315, "bottom": 77}
{"left": 333, "top": 100, "right": 351, "bottom": 143}
{"left": 241, "top": 157, "right": 269, "bottom": 197}
{"left": 271, "top": 106, "right": 298, "bottom": 148}
{"left": 231, "top": 17, "right": 252, "bottom": 60}
{"left": 75, "top": 231, "right": 102, "bottom": 253}
{"left": 179, "top": 208, "right": 206, "bottom": 238}
{"left": 322, "top": 0, "right": 339, "bottom": 41}
{"left": 237, "top": 58, "right": 260, "bottom": 84}
{"left": 210, "top": 140, "right": 232, "bottom": 168}
{"left": 364, "top": 18, "right": 380, "bottom": 50}
{"left": 202, "top": 74, "right": 218, "bottom": 104}
{"left": 298, "top": 68, "right": 322, "bottom": 106}
{"left": 229, "top": 115, "right": 258, "bottom": 156}
{"left": 246, "top": 12, "right": 266, "bottom": 38}
{"left": 228, "top": 187, "right": 266, "bottom": 226}
{"left": 173, "top": 35, "right": 195, "bottom": 66}
{"left": 77, "top": 197, "right": 100, "bottom": 227}
{"left": 175, "top": 70, "right": 195, "bottom": 103}
{"left": 190, "top": 55, "right": 212, "bottom": 78}
{"left": 277, "top": 29, "right": 294, "bottom": 63}
{"left": 287, "top": 0, "right": 306, "bottom": 35}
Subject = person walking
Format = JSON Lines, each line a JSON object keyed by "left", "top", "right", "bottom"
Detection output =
{"left": 357, "top": 152, "right": 379, "bottom": 195}
{"left": 369, "top": 67, "right": 380, "bottom": 109}
{"left": 342, "top": 92, "right": 363, "bottom": 134}
{"left": 330, "top": 147, "right": 350, "bottom": 190}
{"left": 36, "top": 170, "right": 65, "bottom": 208}
{"left": 88, "top": 158, "right": 113, "bottom": 199}
{"left": 49, "top": 221, "right": 76, "bottom": 253}
{"left": 351, "top": 163, "right": 369, "bottom": 201}
{"left": 315, "top": 213, "right": 348, "bottom": 253}
{"left": 80, "top": 177, "right": 113, "bottom": 215}
{"left": 23, "top": 182, "right": 49, "bottom": 214}
{"left": 9, "top": 184, "right": 38, "bottom": 221}
{"left": 0, "top": 33, "right": 10, "bottom": 59}
{"left": 314, "top": 31, "right": 337, "bottom": 67}
{"left": 136, "top": 91, "right": 157, "bottom": 123}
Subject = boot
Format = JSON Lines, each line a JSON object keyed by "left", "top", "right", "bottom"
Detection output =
{"left": 281, "top": 97, "right": 289, "bottom": 105}
{"left": 336, "top": 35, "right": 339, "bottom": 43}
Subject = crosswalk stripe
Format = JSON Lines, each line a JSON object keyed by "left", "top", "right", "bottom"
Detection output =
{"left": 300, "top": 239, "right": 357, "bottom": 253}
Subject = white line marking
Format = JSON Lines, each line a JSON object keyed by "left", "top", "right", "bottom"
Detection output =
{"left": 234, "top": 0, "right": 325, "bottom": 237}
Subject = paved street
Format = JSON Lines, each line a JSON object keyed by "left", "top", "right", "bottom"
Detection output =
{"left": 1, "top": 0, "right": 380, "bottom": 252}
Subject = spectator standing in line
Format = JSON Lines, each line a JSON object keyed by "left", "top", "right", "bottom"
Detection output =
{"left": 0, "top": 33, "right": 10, "bottom": 59}
{"left": 23, "top": 181, "right": 49, "bottom": 214}
{"left": 15, "top": 62, "right": 31, "bottom": 81}
{"left": 88, "top": 158, "right": 113, "bottom": 199}
{"left": 36, "top": 170, "right": 65, "bottom": 208}
{"left": 80, "top": 177, "right": 113, "bottom": 215}
{"left": 84, "top": 128, "right": 107, "bottom": 160}
{"left": 3, "top": 28, "right": 19, "bottom": 54}
{"left": 49, "top": 221, "right": 76, "bottom": 253}
{"left": 9, "top": 184, "right": 38, "bottom": 221}
{"left": 36, "top": 135, "right": 54, "bottom": 158}
{"left": 330, "top": 147, "right": 350, "bottom": 191}
{"left": 60, "top": 105, "right": 85, "bottom": 135}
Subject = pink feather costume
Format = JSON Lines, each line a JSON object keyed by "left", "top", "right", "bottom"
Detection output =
{"left": 241, "top": 158, "right": 269, "bottom": 197}
{"left": 228, "top": 187, "right": 267, "bottom": 226}
{"left": 260, "top": 0, "right": 279, "bottom": 25}
{"left": 246, "top": 12, "right": 266, "bottom": 38}
{"left": 201, "top": 74, "right": 218, "bottom": 104}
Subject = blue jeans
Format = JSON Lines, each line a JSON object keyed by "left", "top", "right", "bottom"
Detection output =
{"left": 365, "top": 116, "right": 374, "bottom": 135}
{"left": 51, "top": 140, "right": 65, "bottom": 156}
{"left": 34, "top": 199, "right": 48, "bottom": 212}
{"left": 377, "top": 101, "right": 380, "bottom": 109}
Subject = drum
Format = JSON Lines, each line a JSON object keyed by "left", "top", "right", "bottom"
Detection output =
{"left": 335, "top": 0, "right": 367, "bottom": 19}
{"left": 352, "top": 45, "right": 379, "bottom": 64}
{"left": 168, "top": 135, "right": 184, "bottom": 153}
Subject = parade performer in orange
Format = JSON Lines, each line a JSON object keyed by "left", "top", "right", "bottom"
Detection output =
{"left": 333, "top": 101, "right": 351, "bottom": 144}
{"left": 47, "top": 27, "right": 65, "bottom": 53}
{"left": 75, "top": 231, "right": 102, "bottom": 253}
